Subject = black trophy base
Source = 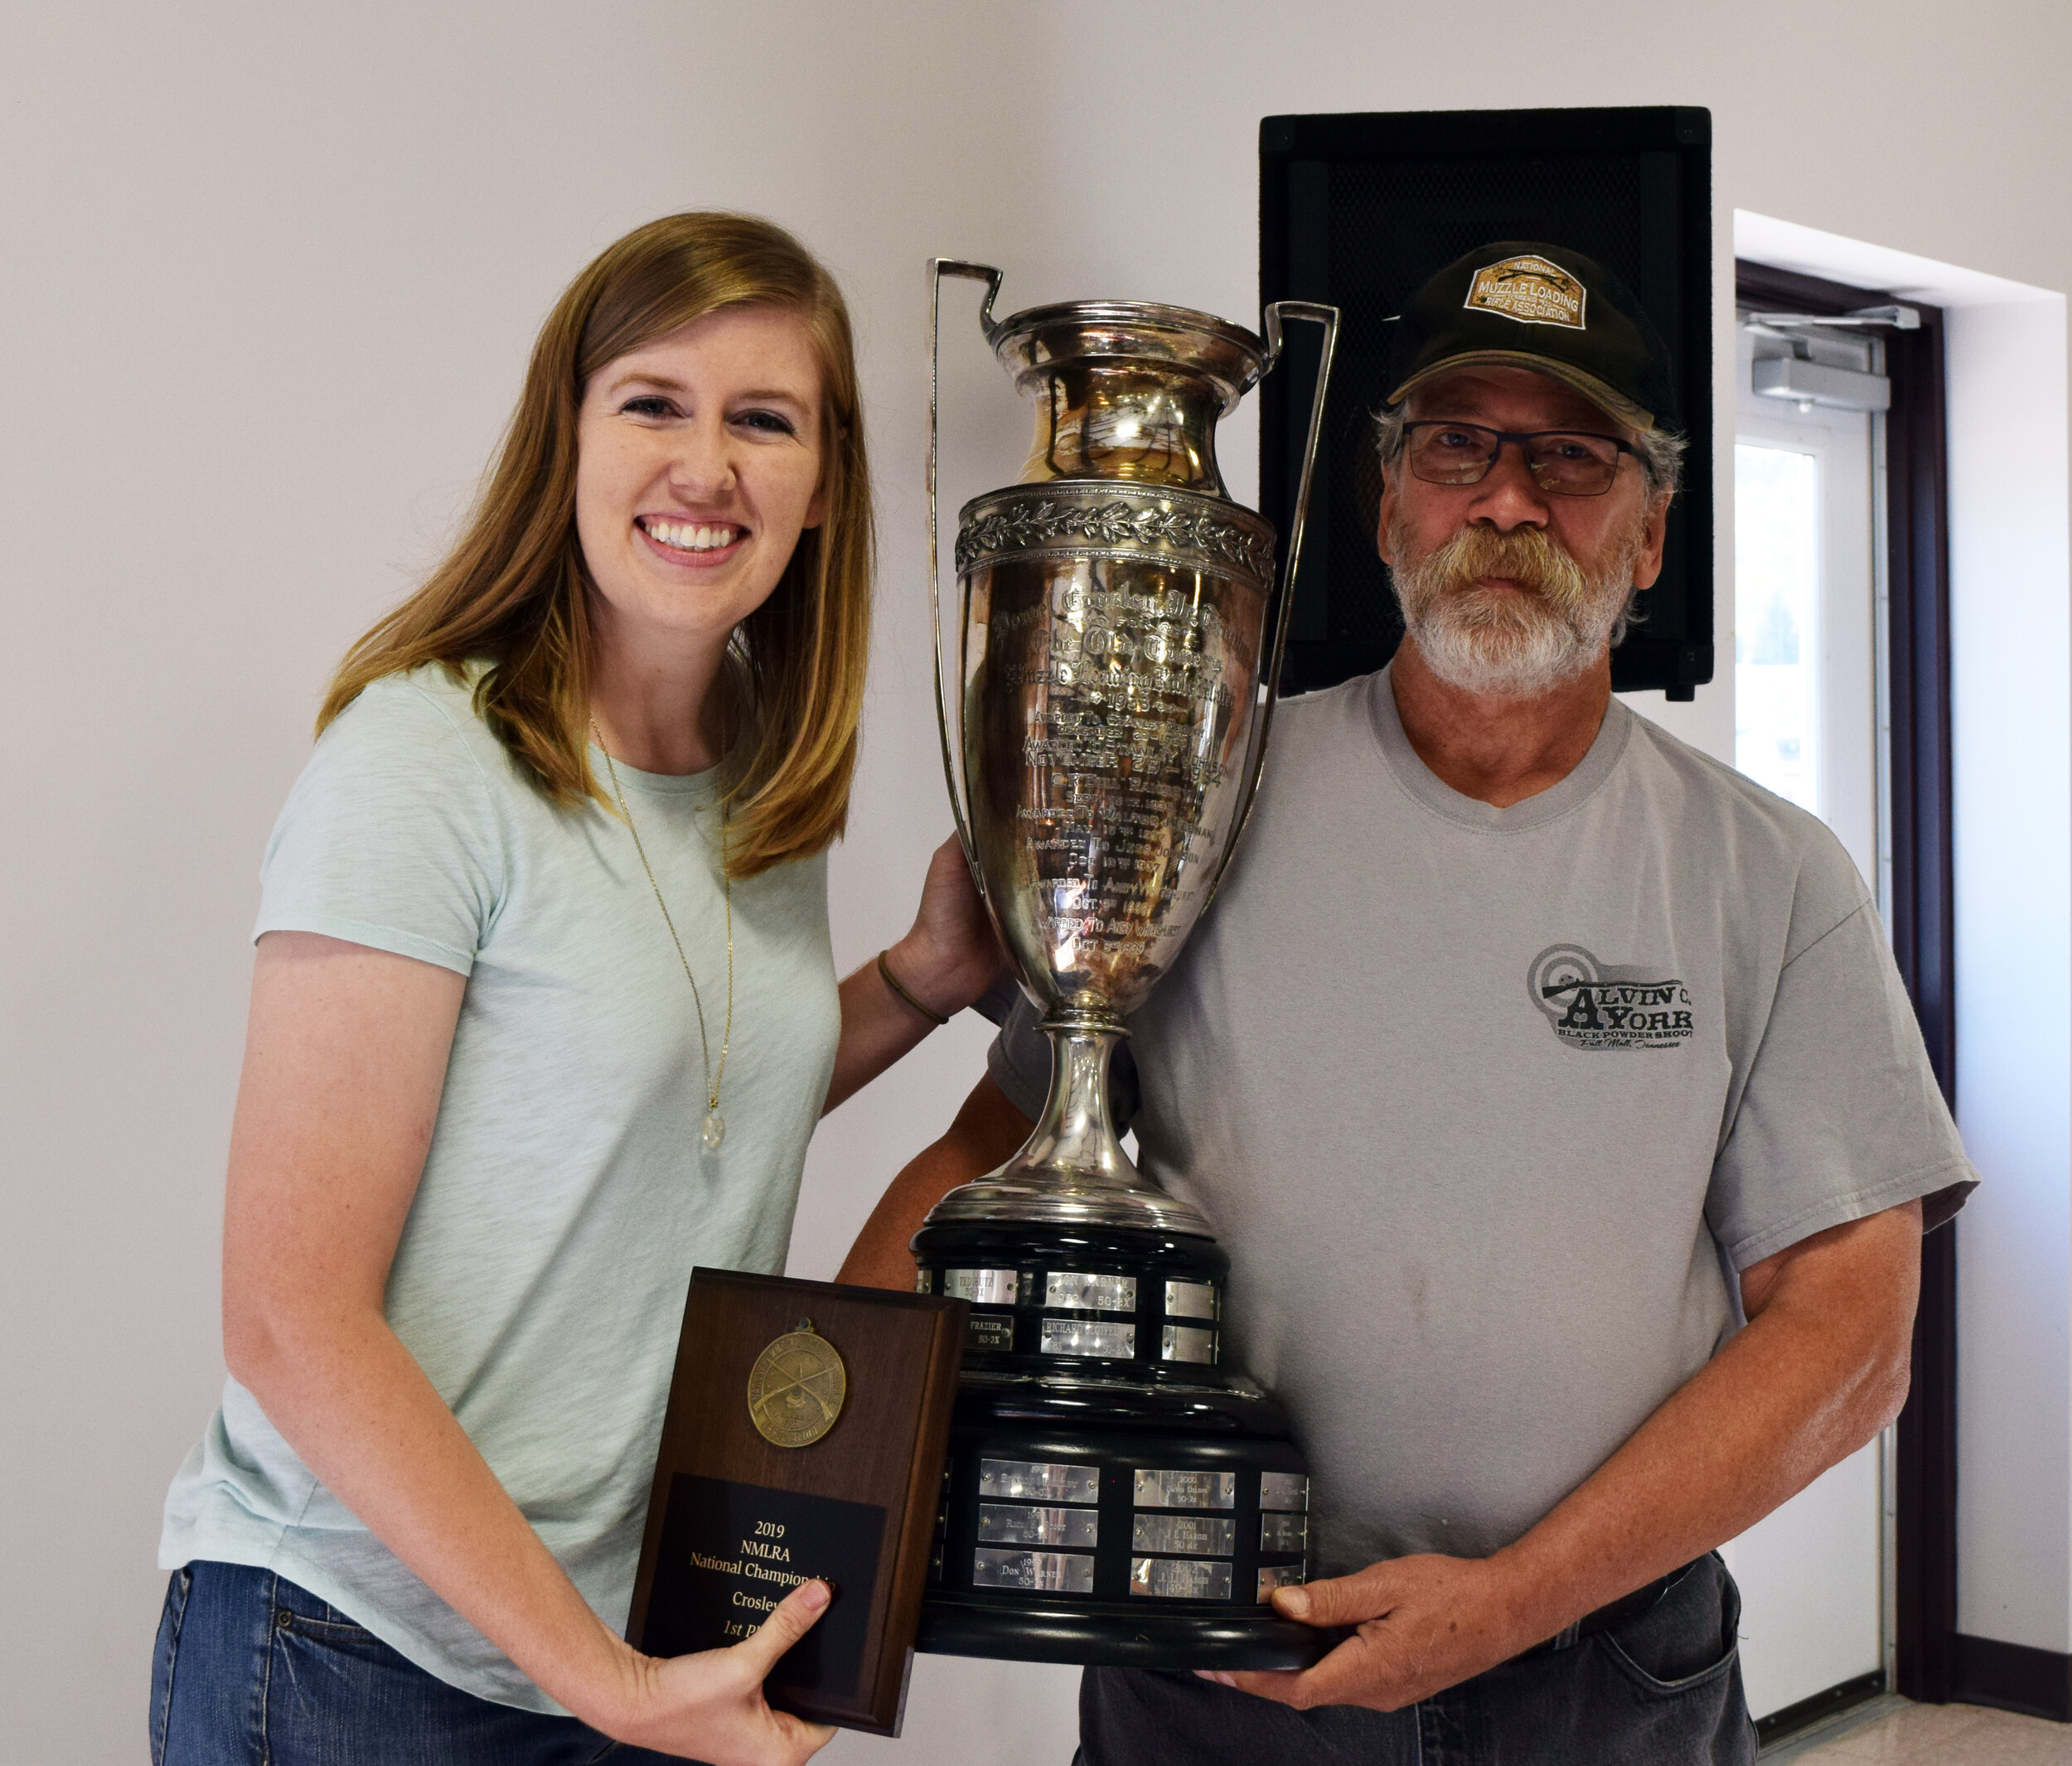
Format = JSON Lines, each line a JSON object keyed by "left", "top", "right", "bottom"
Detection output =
{"left": 917, "top": 1594, "right": 1331, "bottom": 1669}
{"left": 913, "top": 1220, "right": 1338, "bottom": 1671}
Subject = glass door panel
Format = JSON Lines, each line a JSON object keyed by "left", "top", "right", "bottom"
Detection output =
{"left": 1722, "top": 311, "right": 1888, "bottom": 1724}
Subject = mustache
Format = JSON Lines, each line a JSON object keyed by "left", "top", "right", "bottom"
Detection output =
{"left": 1396, "top": 523, "right": 1591, "bottom": 613}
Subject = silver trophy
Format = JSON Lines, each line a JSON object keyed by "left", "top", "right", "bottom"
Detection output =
{"left": 913, "top": 260, "right": 1339, "bottom": 1667}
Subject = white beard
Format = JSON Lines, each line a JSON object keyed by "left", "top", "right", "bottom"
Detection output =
{"left": 1389, "top": 511, "right": 1646, "bottom": 699}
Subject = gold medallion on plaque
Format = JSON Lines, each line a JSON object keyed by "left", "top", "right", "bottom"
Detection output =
{"left": 747, "top": 1318, "right": 847, "bottom": 1448}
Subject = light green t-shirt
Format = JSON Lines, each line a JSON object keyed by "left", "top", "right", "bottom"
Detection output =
{"left": 159, "top": 665, "right": 841, "bottom": 1711}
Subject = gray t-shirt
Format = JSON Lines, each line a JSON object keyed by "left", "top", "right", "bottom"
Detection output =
{"left": 160, "top": 665, "right": 840, "bottom": 1710}
{"left": 989, "top": 665, "right": 1973, "bottom": 1576}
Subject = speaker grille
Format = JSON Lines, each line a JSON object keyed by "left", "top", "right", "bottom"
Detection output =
{"left": 1261, "top": 109, "right": 1712, "bottom": 699}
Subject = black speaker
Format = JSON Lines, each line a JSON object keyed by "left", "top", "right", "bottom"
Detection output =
{"left": 1259, "top": 106, "right": 1713, "bottom": 699}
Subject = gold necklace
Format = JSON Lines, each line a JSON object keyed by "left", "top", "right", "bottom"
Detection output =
{"left": 593, "top": 723, "right": 733, "bottom": 1153}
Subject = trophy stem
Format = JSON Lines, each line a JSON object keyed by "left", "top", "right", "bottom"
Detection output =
{"left": 1022, "top": 1012, "right": 1135, "bottom": 1191}
{"left": 922, "top": 1009, "right": 1213, "bottom": 1236}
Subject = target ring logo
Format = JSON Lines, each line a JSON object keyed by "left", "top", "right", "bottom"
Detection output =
{"left": 1529, "top": 945, "right": 1601, "bottom": 1022}
{"left": 1526, "top": 944, "right": 1693, "bottom": 1051}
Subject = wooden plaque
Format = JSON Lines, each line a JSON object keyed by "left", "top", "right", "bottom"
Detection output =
{"left": 627, "top": 1269, "right": 967, "bottom": 1735}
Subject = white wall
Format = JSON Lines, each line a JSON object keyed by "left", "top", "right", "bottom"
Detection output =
{"left": 1947, "top": 294, "right": 2072, "bottom": 1651}
{"left": 4, "top": 4, "right": 2070, "bottom": 1762}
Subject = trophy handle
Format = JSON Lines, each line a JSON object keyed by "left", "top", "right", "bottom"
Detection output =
{"left": 928, "top": 259, "right": 1008, "bottom": 891}
{"left": 1203, "top": 299, "right": 1340, "bottom": 908}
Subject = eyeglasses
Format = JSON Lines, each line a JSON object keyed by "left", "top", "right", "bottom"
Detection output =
{"left": 1402, "top": 421, "right": 1636, "bottom": 497}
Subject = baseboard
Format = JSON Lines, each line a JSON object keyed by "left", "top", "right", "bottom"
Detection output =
{"left": 1953, "top": 1632, "right": 2072, "bottom": 1721}
{"left": 1756, "top": 1692, "right": 1909, "bottom": 1762}
{"left": 1754, "top": 1672, "right": 1887, "bottom": 1749}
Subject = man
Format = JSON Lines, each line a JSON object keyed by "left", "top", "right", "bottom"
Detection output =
{"left": 843, "top": 243, "right": 1974, "bottom": 1764}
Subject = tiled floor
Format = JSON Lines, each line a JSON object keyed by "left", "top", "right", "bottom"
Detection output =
{"left": 1787, "top": 1698, "right": 2072, "bottom": 1763}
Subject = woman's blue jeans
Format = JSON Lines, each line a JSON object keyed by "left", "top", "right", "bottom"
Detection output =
{"left": 151, "top": 1560, "right": 701, "bottom": 1766}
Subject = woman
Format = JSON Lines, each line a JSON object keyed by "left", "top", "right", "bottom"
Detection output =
{"left": 151, "top": 213, "right": 998, "bottom": 1766}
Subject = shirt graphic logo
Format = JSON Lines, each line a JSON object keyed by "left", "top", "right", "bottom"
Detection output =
{"left": 1464, "top": 255, "right": 1588, "bottom": 330}
{"left": 1528, "top": 945, "right": 1692, "bottom": 1052}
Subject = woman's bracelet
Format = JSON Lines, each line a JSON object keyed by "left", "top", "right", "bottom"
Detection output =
{"left": 878, "top": 949, "right": 951, "bottom": 1027}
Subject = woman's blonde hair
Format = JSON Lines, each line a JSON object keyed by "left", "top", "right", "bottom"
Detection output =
{"left": 318, "top": 211, "right": 872, "bottom": 878}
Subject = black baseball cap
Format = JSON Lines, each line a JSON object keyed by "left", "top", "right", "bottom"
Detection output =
{"left": 1384, "top": 242, "right": 1678, "bottom": 433}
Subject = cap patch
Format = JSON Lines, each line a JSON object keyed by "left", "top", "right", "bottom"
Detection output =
{"left": 1464, "top": 255, "right": 1587, "bottom": 331}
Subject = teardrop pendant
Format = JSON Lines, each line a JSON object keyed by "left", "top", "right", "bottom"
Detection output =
{"left": 701, "top": 1111, "right": 726, "bottom": 1152}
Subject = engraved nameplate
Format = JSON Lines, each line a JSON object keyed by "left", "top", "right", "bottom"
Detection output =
{"left": 1164, "top": 1280, "right": 1218, "bottom": 1320}
{"left": 967, "top": 1315, "right": 1014, "bottom": 1352}
{"left": 1044, "top": 1272, "right": 1137, "bottom": 1313}
{"left": 1132, "top": 1469, "right": 1236, "bottom": 1510}
{"left": 1260, "top": 1512, "right": 1308, "bottom": 1553}
{"left": 1130, "top": 1556, "right": 1234, "bottom": 1600}
{"left": 980, "top": 1503, "right": 1100, "bottom": 1548}
{"left": 1131, "top": 1513, "right": 1234, "bottom": 1556}
{"left": 1259, "top": 1472, "right": 1310, "bottom": 1512}
{"left": 943, "top": 1268, "right": 1019, "bottom": 1306}
{"left": 1040, "top": 1318, "right": 1135, "bottom": 1358}
{"left": 979, "top": 1459, "right": 1101, "bottom": 1505}
{"left": 973, "top": 1548, "right": 1096, "bottom": 1594}
{"left": 1159, "top": 1324, "right": 1216, "bottom": 1364}
{"left": 1257, "top": 1563, "right": 1307, "bottom": 1601}
{"left": 913, "top": 1270, "right": 932, "bottom": 1294}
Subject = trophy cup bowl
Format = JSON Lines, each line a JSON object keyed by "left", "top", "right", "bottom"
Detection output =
{"left": 913, "top": 261, "right": 1339, "bottom": 1668}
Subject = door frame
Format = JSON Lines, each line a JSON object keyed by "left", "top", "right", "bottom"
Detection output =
{"left": 1734, "top": 258, "right": 1957, "bottom": 1706}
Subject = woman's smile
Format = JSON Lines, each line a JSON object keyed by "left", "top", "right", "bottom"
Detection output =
{"left": 636, "top": 515, "right": 748, "bottom": 564}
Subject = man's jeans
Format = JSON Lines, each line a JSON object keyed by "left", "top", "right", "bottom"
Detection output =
{"left": 1076, "top": 1554, "right": 1758, "bottom": 1766}
{"left": 151, "top": 1560, "right": 698, "bottom": 1766}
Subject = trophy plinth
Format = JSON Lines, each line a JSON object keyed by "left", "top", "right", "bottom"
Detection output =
{"left": 917, "top": 263, "right": 1337, "bottom": 1668}
{"left": 911, "top": 1217, "right": 1326, "bottom": 1667}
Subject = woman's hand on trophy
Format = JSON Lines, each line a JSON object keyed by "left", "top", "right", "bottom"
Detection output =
{"left": 603, "top": 1578, "right": 836, "bottom": 1765}
{"left": 825, "top": 835, "right": 1008, "bottom": 1115}
{"left": 886, "top": 834, "right": 1009, "bottom": 1022}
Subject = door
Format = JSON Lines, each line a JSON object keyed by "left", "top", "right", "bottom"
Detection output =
{"left": 1721, "top": 306, "right": 1892, "bottom": 1725}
